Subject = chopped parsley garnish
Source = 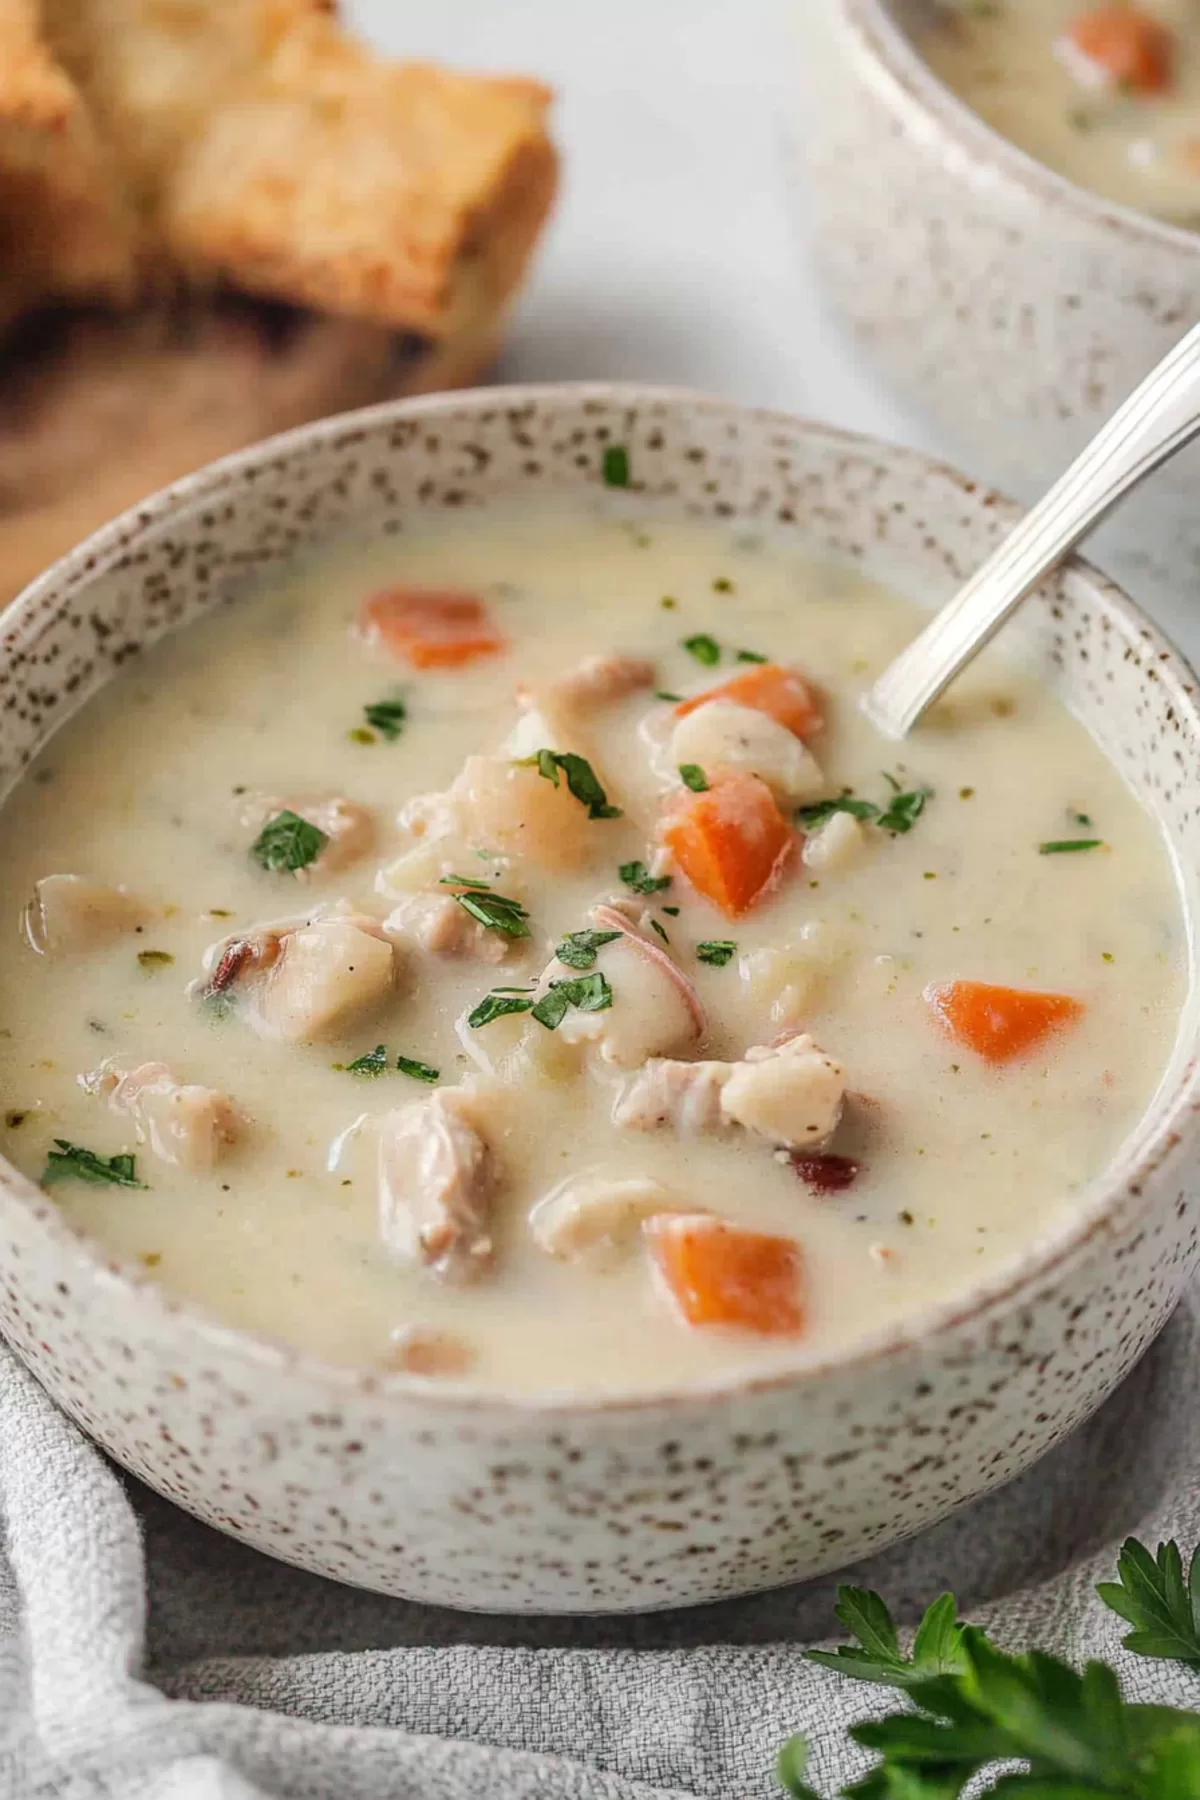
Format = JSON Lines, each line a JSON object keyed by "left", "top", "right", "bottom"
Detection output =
{"left": 712, "top": 577, "right": 734, "bottom": 594}
{"left": 467, "top": 989, "right": 536, "bottom": 1029}
{"left": 520, "top": 748, "right": 622, "bottom": 819}
{"left": 531, "top": 971, "right": 613, "bottom": 1031}
{"left": 136, "top": 949, "right": 174, "bottom": 968}
{"left": 42, "top": 1140, "right": 145, "bottom": 1189}
{"left": 1039, "top": 838, "right": 1104, "bottom": 854}
{"left": 649, "top": 918, "right": 669, "bottom": 943}
{"left": 796, "top": 796, "right": 880, "bottom": 828}
{"left": 348, "top": 726, "right": 375, "bottom": 745}
{"left": 696, "top": 940, "right": 736, "bottom": 966}
{"left": 736, "top": 648, "right": 767, "bottom": 664}
{"left": 345, "top": 1045, "right": 389, "bottom": 1076}
{"left": 602, "top": 444, "right": 630, "bottom": 488}
{"left": 679, "top": 763, "right": 709, "bottom": 792}
{"left": 363, "top": 696, "right": 407, "bottom": 741}
{"left": 555, "top": 928, "right": 622, "bottom": 970}
{"left": 453, "top": 884, "right": 531, "bottom": 938}
{"left": 654, "top": 690, "right": 682, "bottom": 704}
{"left": 619, "top": 859, "right": 672, "bottom": 895}
{"left": 662, "top": 905, "right": 680, "bottom": 917}
{"left": 250, "top": 809, "right": 328, "bottom": 874}
{"left": 682, "top": 633, "right": 720, "bottom": 666}
{"left": 439, "top": 873, "right": 490, "bottom": 888}
{"left": 396, "top": 1055, "right": 440, "bottom": 1084}
{"left": 877, "top": 786, "right": 928, "bottom": 835}
{"left": 1074, "top": 810, "right": 1094, "bottom": 827}
{"left": 797, "top": 776, "right": 930, "bottom": 837}
{"left": 5, "top": 1110, "right": 26, "bottom": 1129}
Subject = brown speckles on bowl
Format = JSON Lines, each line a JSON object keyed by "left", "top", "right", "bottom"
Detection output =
{"left": 0, "top": 385, "right": 1197, "bottom": 1612}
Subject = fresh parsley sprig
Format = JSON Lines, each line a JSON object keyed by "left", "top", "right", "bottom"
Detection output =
{"left": 555, "top": 929, "right": 622, "bottom": 970}
{"left": 1097, "top": 1538, "right": 1200, "bottom": 1664}
{"left": 518, "top": 749, "right": 622, "bottom": 820}
{"left": 778, "top": 1539, "right": 1200, "bottom": 1799}
{"left": 363, "top": 697, "right": 407, "bottom": 741}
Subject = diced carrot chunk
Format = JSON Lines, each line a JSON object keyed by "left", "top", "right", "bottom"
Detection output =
{"left": 674, "top": 663, "right": 823, "bottom": 739}
{"left": 646, "top": 1214, "right": 804, "bottom": 1336}
{"left": 358, "top": 587, "right": 507, "bottom": 670}
{"left": 925, "top": 980, "right": 1084, "bottom": 1065}
{"left": 1067, "top": 6, "right": 1173, "bottom": 94}
{"left": 661, "top": 772, "right": 794, "bottom": 918}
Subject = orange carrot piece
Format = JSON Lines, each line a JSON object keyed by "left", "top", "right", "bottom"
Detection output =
{"left": 674, "top": 662, "right": 823, "bottom": 739}
{"left": 661, "top": 772, "right": 794, "bottom": 918}
{"left": 646, "top": 1215, "right": 805, "bottom": 1336}
{"left": 358, "top": 587, "right": 507, "bottom": 670}
{"left": 1068, "top": 6, "right": 1173, "bottom": 94}
{"left": 925, "top": 980, "right": 1084, "bottom": 1065}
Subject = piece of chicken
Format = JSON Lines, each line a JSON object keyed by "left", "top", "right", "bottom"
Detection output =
{"left": 614, "top": 1033, "right": 846, "bottom": 1150}
{"left": 23, "top": 873, "right": 150, "bottom": 955}
{"left": 383, "top": 893, "right": 518, "bottom": 965}
{"left": 196, "top": 910, "right": 396, "bottom": 1043}
{"left": 82, "top": 1056, "right": 239, "bottom": 1171}
{"left": 240, "top": 794, "right": 374, "bottom": 877}
{"left": 532, "top": 904, "right": 705, "bottom": 1070}
{"left": 668, "top": 700, "right": 826, "bottom": 805}
{"left": 378, "top": 1087, "right": 496, "bottom": 1282}
{"left": 529, "top": 1169, "right": 681, "bottom": 1267}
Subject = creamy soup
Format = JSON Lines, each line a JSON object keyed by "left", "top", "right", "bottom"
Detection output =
{"left": 0, "top": 510, "right": 1184, "bottom": 1393}
{"left": 923, "top": 1, "right": 1200, "bottom": 222}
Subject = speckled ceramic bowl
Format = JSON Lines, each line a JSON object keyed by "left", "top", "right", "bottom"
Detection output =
{"left": 2, "top": 384, "right": 1199, "bottom": 1613}
{"left": 796, "top": 0, "right": 1200, "bottom": 605}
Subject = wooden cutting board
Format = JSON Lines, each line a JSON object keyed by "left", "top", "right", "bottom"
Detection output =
{"left": 0, "top": 300, "right": 448, "bottom": 605}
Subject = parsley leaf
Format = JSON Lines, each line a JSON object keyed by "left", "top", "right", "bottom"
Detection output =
{"left": 396, "top": 1055, "right": 440, "bottom": 1084}
{"left": 250, "top": 809, "right": 328, "bottom": 874}
{"left": 519, "top": 749, "right": 622, "bottom": 819}
{"left": 736, "top": 648, "right": 768, "bottom": 664}
{"left": 345, "top": 1045, "right": 389, "bottom": 1076}
{"left": 454, "top": 886, "right": 531, "bottom": 938}
{"left": 619, "top": 860, "right": 672, "bottom": 895}
{"left": 42, "top": 1140, "right": 145, "bottom": 1189}
{"left": 696, "top": 940, "right": 736, "bottom": 966}
{"left": 555, "top": 929, "right": 622, "bottom": 970}
{"left": 649, "top": 918, "right": 669, "bottom": 943}
{"left": 682, "top": 633, "right": 720, "bottom": 666}
{"left": 531, "top": 971, "right": 613, "bottom": 1031}
{"left": 602, "top": 444, "right": 630, "bottom": 487}
{"left": 1098, "top": 1538, "right": 1200, "bottom": 1664}
{"left": 679, "top": 763, "right": 709, "bottom": 792}
{"left": 654, "top": 690, "right": 682, "bottom": 704}
{"left": 796, "top": 796, "right": 880, "bottom": 828}
{"left": 807, "top": 1587, "right": 967, "bottom": 1690}
{"left": 136, "top": 949, "right": 175, "bottom": 968}
{"left": 363, "top": 697, "right": 406, "bottom": 741}
{"left": 877, "top": 786, "right": 929, "bottom": 835}
{"left": 1040, "top": 838, "right": 1104, "bottom": 855}
{"left": 467, "top": 990, "right": 535, "bottom": 1029}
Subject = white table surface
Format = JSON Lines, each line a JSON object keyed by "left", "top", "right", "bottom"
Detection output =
{"left": 348, "top": 0, "right": 942, "bottom": 455}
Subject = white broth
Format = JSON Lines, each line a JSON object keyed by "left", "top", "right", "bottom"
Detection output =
{"left": 922, "top": 1, "right": 1200, "bottom": 223}
{"left": 0, "top": 510, "right": 1183, "bottom": 1393}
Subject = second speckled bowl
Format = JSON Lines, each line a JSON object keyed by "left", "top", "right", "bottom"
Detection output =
{"left": 1, "top": 384, "right": 1199, "bottom": 1611}
{"left": 796, "top": 0, "right": 1200, "bottom": 608}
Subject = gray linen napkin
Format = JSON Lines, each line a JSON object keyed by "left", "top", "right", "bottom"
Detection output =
{"left": 4, "top": 1293, "right": 1200, "bottom": 1800}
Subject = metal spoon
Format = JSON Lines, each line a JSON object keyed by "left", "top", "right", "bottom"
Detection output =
{"left": 865, "top": 319, "right": 1200, "bottom": 740}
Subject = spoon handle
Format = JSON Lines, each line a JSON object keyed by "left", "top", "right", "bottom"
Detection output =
{"left": 865, "top": 319, "right": 1200, "bottom": 740}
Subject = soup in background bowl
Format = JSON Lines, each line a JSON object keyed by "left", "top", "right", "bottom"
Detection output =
{"left": 1, "top": 385, "right": 1198, "bottom": 1612}
{"left": 794, "top": 0, "right": 1200, "bottom": 618}
{"left": 924, "top": 2, "right": 1200, "bottom": 225}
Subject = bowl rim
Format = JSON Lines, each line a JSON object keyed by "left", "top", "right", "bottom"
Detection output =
{"left": 840, "top": 0, "right": 1200, "bottom": 260}
{"left": 4, "top": 378, "right": 1199, "bottom": 1416}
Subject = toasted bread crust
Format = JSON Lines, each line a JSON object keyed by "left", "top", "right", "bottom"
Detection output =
{"left": 0, "top": 1, "right": 557, "bottom": 340}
